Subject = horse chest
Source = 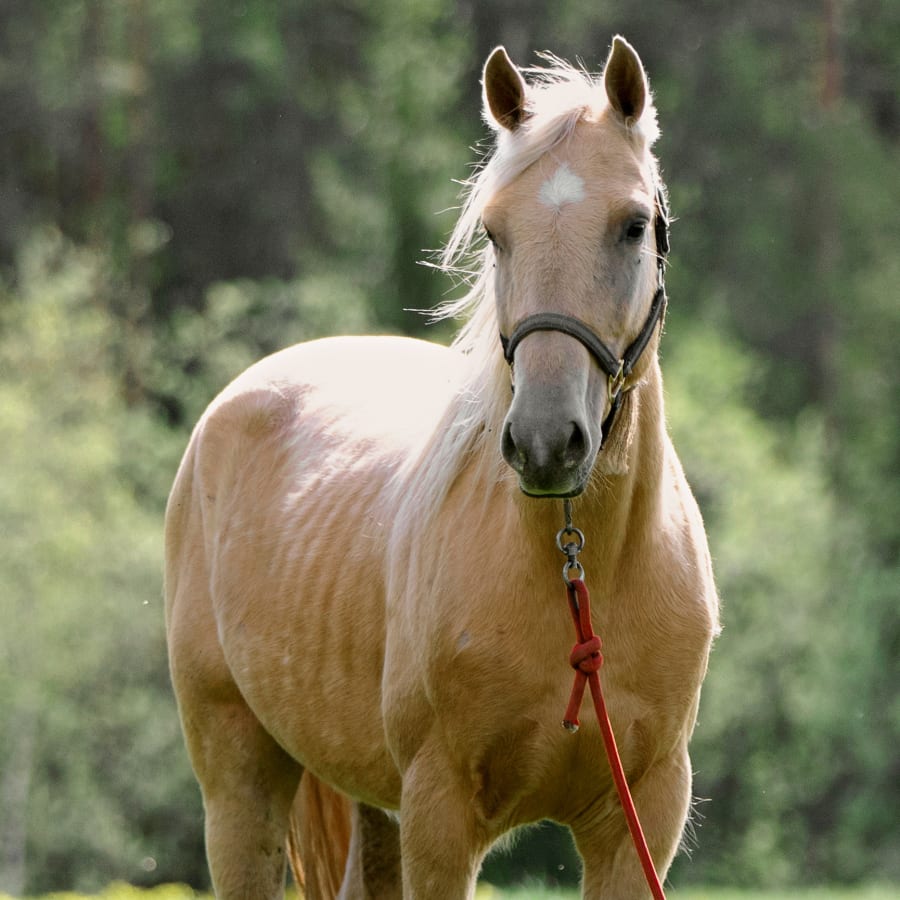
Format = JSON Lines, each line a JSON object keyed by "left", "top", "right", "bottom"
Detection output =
{"left": 386, "top": 577, "right": 701, "bottom": 823}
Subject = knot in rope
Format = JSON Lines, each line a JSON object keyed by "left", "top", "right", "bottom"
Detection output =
{"left": 570, "top": 636, "right": 602, "bottom": 673}
{"left": 562, "top": 578, "right": 598, "bottom": 733}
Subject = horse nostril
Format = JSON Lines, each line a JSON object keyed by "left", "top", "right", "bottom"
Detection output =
{"left": 563, "top": 420, "right": 589, "bottom": 467}
{"left": 501, "top": 419, "right": 520, "bottom": 467}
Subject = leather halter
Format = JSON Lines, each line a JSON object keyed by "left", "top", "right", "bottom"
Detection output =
{"left": 499, "top": 185, "right": 671, "bottom": 446}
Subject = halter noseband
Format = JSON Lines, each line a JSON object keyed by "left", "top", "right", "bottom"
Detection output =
{"left": 499, "top": 184, "right": 671, "bottom": 446}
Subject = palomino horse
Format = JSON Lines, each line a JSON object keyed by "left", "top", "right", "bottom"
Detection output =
{"left": 165, "top": 37, "right": 719, "bottom": 899}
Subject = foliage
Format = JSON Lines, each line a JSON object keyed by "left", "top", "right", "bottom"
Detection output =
{"left": 148, "top": 271, "right": 378, "bottom": 428}
{"left": 0, "top": 232, "right": 204, "bottom": 894}
{"left": 664, "top": 327, "right": 897, "bottom": 886}
{"left": 0, "top": 0, "right": 896, "bottom": 893}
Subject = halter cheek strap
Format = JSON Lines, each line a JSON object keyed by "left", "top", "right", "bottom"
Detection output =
{"left": 498, "top": 184, "right": 670, "bottom": 446}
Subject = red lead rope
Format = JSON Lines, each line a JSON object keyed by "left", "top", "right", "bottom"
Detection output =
{"left": 563, "top": 577, "right": 667, "bottom": 900}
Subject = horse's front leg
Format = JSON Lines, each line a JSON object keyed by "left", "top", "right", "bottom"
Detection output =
{"left": 571, "top": 748, "right": 692, "bottom": 899}
{"left": 399, "top": 744, "right": 492, "bottom": 899}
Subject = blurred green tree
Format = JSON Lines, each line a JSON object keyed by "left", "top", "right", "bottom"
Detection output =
{"left": 0, "top": 230, "right": 204, "bottom": 893}
{"left": 664, "top": 324, "right": 898, "bottom": 886}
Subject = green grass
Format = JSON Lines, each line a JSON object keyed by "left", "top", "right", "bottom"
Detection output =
{"left": 476, "top": 889, "right": 897, "bottom": 900}
{"left": 3, "top": 884, "right": 895, "bottom": 900}
{"left": 663, "top": 890, "right": 899, "bottom": 900}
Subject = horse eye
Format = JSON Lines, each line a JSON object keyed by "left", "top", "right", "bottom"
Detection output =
{"left": 625, "top": 220, "right": 647, "bottom": 242}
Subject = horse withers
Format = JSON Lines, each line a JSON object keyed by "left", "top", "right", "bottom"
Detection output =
{"left": 165, "top": 36, "right": 719, "bottom": 899}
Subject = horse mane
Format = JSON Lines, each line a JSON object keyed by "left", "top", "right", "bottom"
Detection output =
{"left": 391, "top": 55, "right": 660, "bottom": 528}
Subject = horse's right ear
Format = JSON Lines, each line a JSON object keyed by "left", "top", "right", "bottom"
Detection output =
{"left": 483, "top": 47, "right": 528, "bottom": 131}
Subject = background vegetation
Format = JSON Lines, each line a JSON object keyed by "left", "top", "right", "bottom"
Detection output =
{"left": 1, "top": 0, "right": 897, "bottom": 894}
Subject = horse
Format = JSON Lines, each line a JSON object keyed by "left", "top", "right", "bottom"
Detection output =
{"left": 165, "top": 36, "right": 719, "bottom": 899}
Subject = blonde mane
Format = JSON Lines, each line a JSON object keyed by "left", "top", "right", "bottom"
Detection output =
{"left": 396, "top": 56, "right": 660, "bottom": 523}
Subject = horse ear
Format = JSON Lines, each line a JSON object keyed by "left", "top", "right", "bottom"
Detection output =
{"left": 603, "top": 35, "right": 648, "bottom": 126}
{"left": 483, "top": 46, "right": 528, "bottom": 131}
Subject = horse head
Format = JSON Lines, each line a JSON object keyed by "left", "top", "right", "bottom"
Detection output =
{"left": 481, "top": 38, "right": 668, "bottom": 497}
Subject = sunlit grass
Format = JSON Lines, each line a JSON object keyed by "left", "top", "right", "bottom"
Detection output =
{"left": 475, "top": 889, "right": 899, "bottom": 900}
{"left": 10, "top": 887, "right": 212, "bottom": 900}
{"left": 667, "top": 892, "right": 899, "bottom": 900}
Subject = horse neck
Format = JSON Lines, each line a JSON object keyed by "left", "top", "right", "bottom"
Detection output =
{"left": 591, "top": 356, "right": 667, "bottom": 555}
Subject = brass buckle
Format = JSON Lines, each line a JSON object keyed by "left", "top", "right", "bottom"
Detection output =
{"left": 607, "top": 361, "right": 626, "bottom": 402}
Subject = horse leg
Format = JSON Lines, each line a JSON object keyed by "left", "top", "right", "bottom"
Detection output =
{"left": 181, "top": 690, "right": 303, "bottom": 899}
{"left": 571, "top": 749, "right": 692, "bottom": 899}
{"left": 337, "top": 803, "right": 402, "bottom": 899}
{"left": 399, "top": 747, "right": 490, "bottom": 899}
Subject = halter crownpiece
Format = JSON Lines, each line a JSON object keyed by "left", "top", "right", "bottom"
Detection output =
{"left": 499, "top": 184, "right": 671, "bottom": 446}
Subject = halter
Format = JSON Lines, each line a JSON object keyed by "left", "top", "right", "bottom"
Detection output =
{"left": 499, "top": 184, "right": 671, "bottom": 446}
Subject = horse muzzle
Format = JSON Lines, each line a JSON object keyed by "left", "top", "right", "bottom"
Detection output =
{"left": 501, "top": 405, "right": 595, "bottom": 497}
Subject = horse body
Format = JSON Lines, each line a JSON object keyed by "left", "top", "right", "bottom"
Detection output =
{"left": 167, "top": 336, "right": 461, "bottom": 808}
{"left": 166, "top": 36, "right": 719, "bottom": 899}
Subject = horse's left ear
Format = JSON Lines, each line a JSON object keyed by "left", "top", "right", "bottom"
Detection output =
{"left": 483, "top": 46, "right": 528, "bottom": 131}
{"left": 603, "top": 36, "right": 649, "bottom": 126}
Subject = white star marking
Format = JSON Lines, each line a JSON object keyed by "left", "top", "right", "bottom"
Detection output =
{"left": 539, "top": 163, "right": 586, "bottom": 210}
